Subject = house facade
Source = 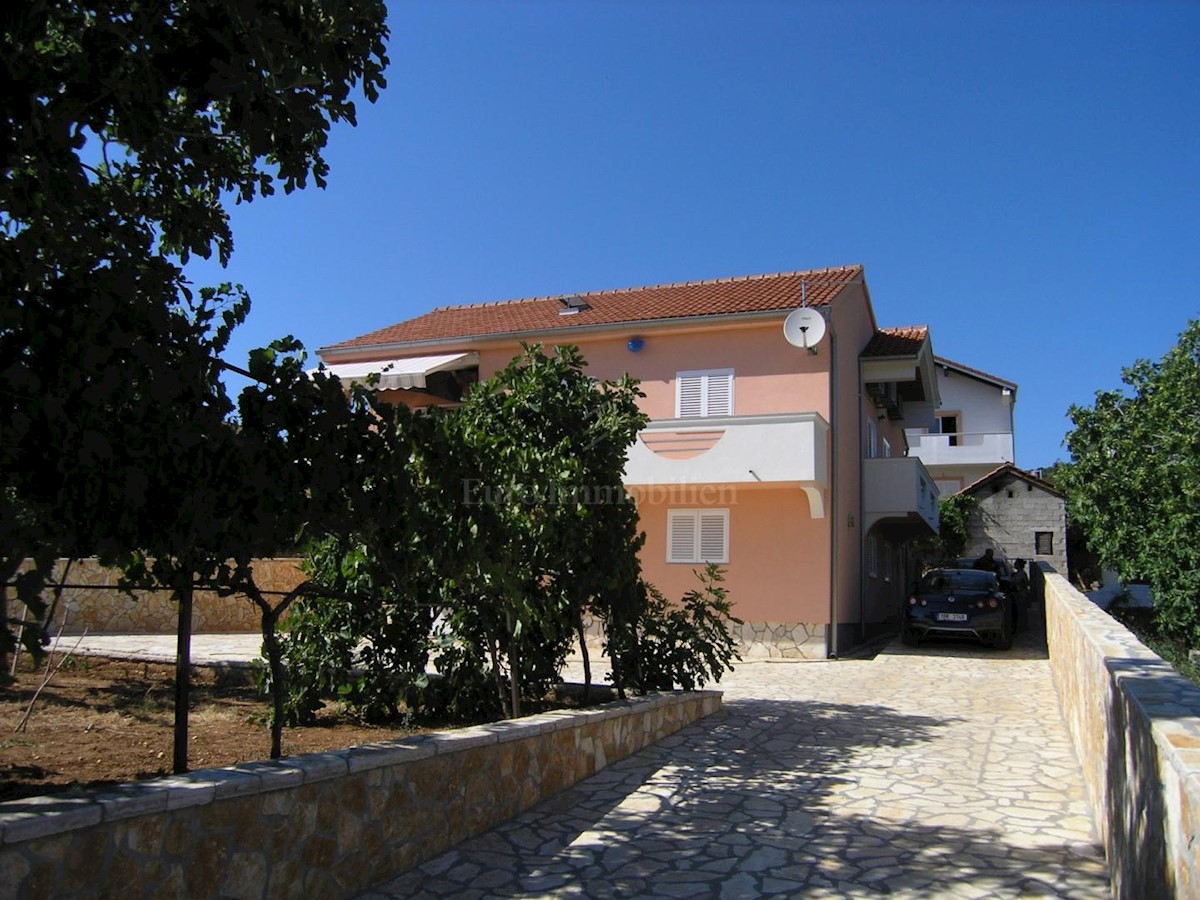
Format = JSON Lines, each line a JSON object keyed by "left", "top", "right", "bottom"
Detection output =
{"left": 904, "top": 357, "right": 1017, "bottom": 496}
{"left": 317, "top": 266, "right": 941, "bottom": 658}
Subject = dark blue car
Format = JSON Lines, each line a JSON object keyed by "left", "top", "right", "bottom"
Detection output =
{"left": 902, "top": 568, "right": 1013, "bottom": 650}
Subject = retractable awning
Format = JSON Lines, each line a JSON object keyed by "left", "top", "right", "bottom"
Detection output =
{"left": 317, "top": 352, "right": 478, "bottom": 390}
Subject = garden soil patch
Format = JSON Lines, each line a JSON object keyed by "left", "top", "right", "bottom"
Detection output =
{"left": 0, "top": 654, "right": 436, "bottom": 803}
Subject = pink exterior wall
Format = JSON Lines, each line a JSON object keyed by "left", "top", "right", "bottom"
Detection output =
{"left": 633, "top": 484, "right": 830, "bottom": 625}
{"left": 827, "top": 287, "right": 874, "bottom": 643}
{"left": 471, "top": 321, "right": 831, "bottom": 420}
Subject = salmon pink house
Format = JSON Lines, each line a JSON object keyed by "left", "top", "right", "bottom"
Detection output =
{"left": 318, "top": 265, "right": 943, "bottom": 658}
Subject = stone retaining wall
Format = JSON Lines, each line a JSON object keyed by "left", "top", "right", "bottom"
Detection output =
{"left": 0, "top": 690, "right": 720, "bottom": 899}
{"left": 31, "top": 562, "right": 824, "bottom": 660}
{"left": 23, "top": 559, "right": 306, "bottom": 635}
{"left": 1042, "top": 567, "right": 1200, "bottom": 898}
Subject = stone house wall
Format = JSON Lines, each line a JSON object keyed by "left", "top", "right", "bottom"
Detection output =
{"left": 964, "top": 476, "right": 1067, "bottom": 573}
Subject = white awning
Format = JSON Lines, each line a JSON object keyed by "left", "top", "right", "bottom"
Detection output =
{"left": 317, "top": 352, "right": 478, "bottom": 391}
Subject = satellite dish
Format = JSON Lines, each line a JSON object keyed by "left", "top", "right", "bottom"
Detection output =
{"left": 783, "top": 307, "right": 827, "bottom": 351}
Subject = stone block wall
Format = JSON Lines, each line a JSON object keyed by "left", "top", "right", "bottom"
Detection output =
{"left": 966, "top": 479, "right": 1067, "bottom": 573}
{"left": 0, "top": 691, "right": 720, "bottom": 899}
{"left": 1043, "top": 568, "right": 1200, "bottom": 898}
{"left": 24, "top": 559, "right": 306, "bottom": 635}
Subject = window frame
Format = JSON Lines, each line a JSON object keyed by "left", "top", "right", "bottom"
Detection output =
{"left": 935, "top": 411, "right": 962, "bottom": 447}
{"left": 667, "top": 508, "right": 730, "bottom": 564}
{"left": 1035, "top": 531, "right": 1054, "bottom": 556}
{"left": 675, "top": 369, "right": 735, "bottom": 418}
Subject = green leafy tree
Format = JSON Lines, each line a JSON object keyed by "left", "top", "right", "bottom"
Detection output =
{"left": 1062, "top": 320, "right": 1200, "bottom": 644}
{"left": 450, "top": 344, "right": 649, "bottom": 716}
{"left": 604, "top": 564, "right": 741, "bottom": 695}
{"left": 285, "top": 345, "right": 654, "bottom": 722}
{"left": 1, "top": 0, "right": 387, "bottom": 765}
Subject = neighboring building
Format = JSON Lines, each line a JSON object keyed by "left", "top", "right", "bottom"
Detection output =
{"left": 905, "top": 357, "right": 1017, "bottom": 496}
{"left": 959, "top": 464, "right": 1068, "bottom": 575}
{"left": 317, "top": 266, "right": 942, "bottom": 658}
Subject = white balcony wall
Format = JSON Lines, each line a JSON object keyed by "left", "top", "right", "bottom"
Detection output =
{"left": 863, "top": 457, "right": 940, "bottom": 533}
{"left": 904, "top": 431, "right": 1015, "bottom": 467}
{"left": 624, "top": 413, "right": 830, "bottom": 516}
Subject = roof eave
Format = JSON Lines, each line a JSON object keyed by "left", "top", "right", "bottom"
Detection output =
{"left": 935, "top": 357, "right": 1018, "bottom": 394}
{"left": 319, "top": 306, "right": 810, "bottom": 362}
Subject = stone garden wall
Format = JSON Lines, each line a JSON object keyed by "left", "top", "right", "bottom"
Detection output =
{"left": 1042, "top": 566, "right": 1200, "bottom": 899}
{"left": 0, "top": 690, "right": 721, "bottom": 899}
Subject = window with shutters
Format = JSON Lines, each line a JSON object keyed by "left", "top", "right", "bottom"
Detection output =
{"left": 675, "top": 369, "right": 734, "bottom": 418}
{"left": 667, "top": 509, "right": 729, "bottom": 564}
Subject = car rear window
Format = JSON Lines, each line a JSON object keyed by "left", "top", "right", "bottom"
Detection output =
{"left": 920, "top": 571, "right": 996, "bottom": 592}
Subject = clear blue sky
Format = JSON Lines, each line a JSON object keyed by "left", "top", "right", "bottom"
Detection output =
{"left": 188, "top": 0, "right": 1199, "bottom": 470}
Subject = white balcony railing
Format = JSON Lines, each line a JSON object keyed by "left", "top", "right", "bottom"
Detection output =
{"left": 623, "top": 413, "right": 830, "bottom": 516}
{"left": 904, "top": 430, "right": 1015, "bottom": 467}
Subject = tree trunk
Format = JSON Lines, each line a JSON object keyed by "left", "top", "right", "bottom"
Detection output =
{"left": 172, "top": 581, "right": 193, "bottom": 774}
{"left": 487, "top": 635, "right": 507, "bottom": 717}
{"left": 260, "top": 605, "right": 286, "bottom": 759}
{"left": 0, "top": 582, "right": 10, "bottom": 679}
{"left": 607, "top": 619, "right": 626, "bottom": 701}
{"left": 505, "top": 610, "right": 521, "bottom": 719}
{"left": 576, "top": 608, "right": 591, "bottom": 704}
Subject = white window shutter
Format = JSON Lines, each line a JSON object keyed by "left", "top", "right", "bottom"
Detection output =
{"left": 705, "top": 373, "right": 733, "bottom": 416}
{"left": 668, "top": 512, "right": 697, "bottom": 562}
{"left": 669, "top": 509, "right": 728, "bottom": 563}
{"left": 676, "top": 369, "right": 733, "bottom": 418}
{"left": 698, "top": 512, "right": 728, "bottom": 562}
{"left": 677, "top": 375, "right": 704, "bottom": 418}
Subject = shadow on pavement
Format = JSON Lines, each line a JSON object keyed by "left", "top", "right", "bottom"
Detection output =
{"left": 363, "top": 694, "right": 1105, "bottom": 898}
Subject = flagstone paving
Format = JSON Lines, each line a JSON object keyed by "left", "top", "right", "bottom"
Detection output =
{"left": 361, "top": 613, "right": 1110, "bottom": 899}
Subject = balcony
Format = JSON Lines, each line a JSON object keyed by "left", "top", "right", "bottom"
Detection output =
{"left": 863, "top": 456, "right": 939, "bottom": 539}
{"left": 624, "top": 413, "right": 830, "bottom": 517}
{"left": 904, "top": 430, "right": 1015, "bottom": 468}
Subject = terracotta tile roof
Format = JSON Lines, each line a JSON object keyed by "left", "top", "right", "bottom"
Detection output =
{"left": 860, "top": 325, "right": 929, "bottom": 358}
{"left": 934, "top": 356, "right": 1018, "bottom": 391}
{"left": 960, "top": 463, "right": 1064, "bottom": 499}
{"left": 321, "top": 265, "right": 864, "bottom": 353}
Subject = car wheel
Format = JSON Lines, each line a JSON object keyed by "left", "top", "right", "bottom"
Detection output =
{"left": 901, "top": 627, "right": 920, "bottom": 648}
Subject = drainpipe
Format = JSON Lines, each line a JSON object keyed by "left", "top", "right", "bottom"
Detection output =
{"left": 828, "top": 327, "right": 840, "bottom": 659}
{"left": 858, "top": 356, "right": 867, "bottom": 644}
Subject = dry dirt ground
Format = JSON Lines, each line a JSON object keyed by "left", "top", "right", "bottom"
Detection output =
{"left": 0, "top": 654, "right": 434, "bottom": 803}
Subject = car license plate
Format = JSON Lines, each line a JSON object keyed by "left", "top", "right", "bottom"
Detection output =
{"left": 936, "top": 612, "right": 969, "bottom": 622}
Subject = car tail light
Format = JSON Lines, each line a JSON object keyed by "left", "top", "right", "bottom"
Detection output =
{"left": 976, "top": 600, "right": 985, "bottom": 608}
{"left": 988, "top": 598, "right": 998, "bottom": 608}
{"left": 908, "top": 596, "right": 917, "bottom": 606}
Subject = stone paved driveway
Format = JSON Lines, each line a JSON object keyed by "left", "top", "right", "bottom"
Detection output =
{"left": 362, "top": 614, "right": 1109, "bottom": 899}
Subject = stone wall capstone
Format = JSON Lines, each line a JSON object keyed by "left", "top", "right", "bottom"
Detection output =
{"left": 1043, "top": 566, "right": 1200, "bottom": 898}
{"left": 0, "top": 691, "right": 721, "bottom": 898}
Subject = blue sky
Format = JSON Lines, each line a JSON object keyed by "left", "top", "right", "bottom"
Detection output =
{"left": 189, "top": 0, "right": 1199, "bottom": 469}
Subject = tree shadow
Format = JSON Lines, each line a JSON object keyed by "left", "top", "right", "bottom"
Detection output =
{"left": 367, "top": 696, "right": 1106, "bottom": 897}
